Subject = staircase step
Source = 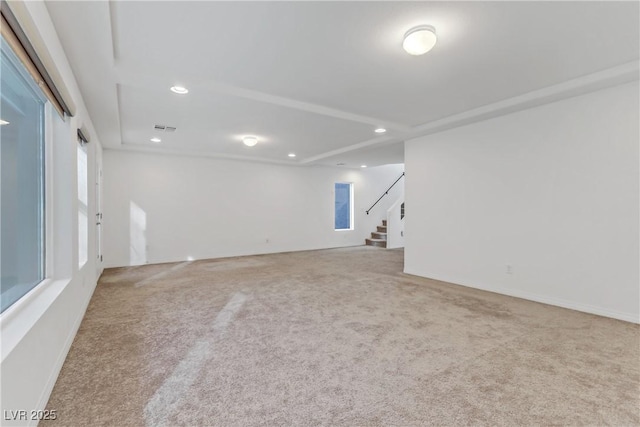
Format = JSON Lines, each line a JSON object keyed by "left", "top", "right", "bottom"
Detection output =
{"left": 371, "top": 231, "right": 387, "bottom": 240}
{"left": 365, "top": 238, "right": 387, "bottom": 248}
{"left": 382, "top": 219, "right": 387, "bottom": 226}
{"left": 377, "top": 225, "right": 387, "bottom": 232}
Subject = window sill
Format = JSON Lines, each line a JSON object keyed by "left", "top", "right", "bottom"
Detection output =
{"left": 0, "top": 277, "right": 70, "bottom": 362}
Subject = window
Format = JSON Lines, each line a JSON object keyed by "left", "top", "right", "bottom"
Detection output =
{"left": 334, "top": 183, "right": 353, "bottom": 230}
{"left": 78, "top": 140, "right": 88, "bottom": 268}
{"left": 0, "top": 36, "right": 47, "bottom": 312}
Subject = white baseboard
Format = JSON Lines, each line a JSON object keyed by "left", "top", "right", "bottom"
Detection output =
{"left": 403, "top": 269, "right": 639, "bottom": 324}
{"left": 31, "top": 279, "right": 97, "bottom": 427}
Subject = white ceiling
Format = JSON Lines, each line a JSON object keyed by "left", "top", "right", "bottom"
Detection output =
{"left": 46, "top": 1, "right": 639, "bottom": 168}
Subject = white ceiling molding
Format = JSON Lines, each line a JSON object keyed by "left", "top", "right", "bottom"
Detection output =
{"left": 115, "top": 65, "right": 411, "bottom": 132}
{"left": 112, "top": 144, "right": 308, "bottom": 167}
{"left": 107, "top": 0, "right": 119, "bottom": 62}
{"left": 301, "top": 60, "right": 640, "bottom": 164}
{"left": 45, "top": 1, "right": 640, "bottom": 168}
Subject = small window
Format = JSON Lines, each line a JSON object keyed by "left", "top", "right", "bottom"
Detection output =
{"left": 0, "top": 36, "right": 47, "bottom": 312}
{"left": 78, "top": 141, "right": 88, "bottom": 268}
{"left": 334, "top": 183, "right": 353, "bottom": 230}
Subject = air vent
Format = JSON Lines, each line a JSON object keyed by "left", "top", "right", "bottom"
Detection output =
{"left": 154, "top": 124, "right": 177, "bottom": 132}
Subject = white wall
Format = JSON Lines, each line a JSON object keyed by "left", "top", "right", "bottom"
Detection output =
{"left": 103, "top": 150, "right": 403, "bottom": 267}
{"left": 0, "top": 2, "right": 104, "bottom": 426}
{"left": 405, "top": 81, "right": 639, "bottom": 323}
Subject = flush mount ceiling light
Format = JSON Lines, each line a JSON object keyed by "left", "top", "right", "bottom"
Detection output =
{"left": 374, "top": 128, "right": 386, "bottom": 134}
{"left": 150, "top": 137, "right": 161, "bottom": 143}
{"left": 361, "top": 165, "right": 368, "bottom": 168}
{"left": 0, "top": 119, "right": 9, "bottom": 126}
{"left": 403, "top": 25, "right": 437, "bottom": 56}
{"left": 288, "top": 153, "right": 296, "bottom": 158}
{"left": 243, "top": 136, "right": 258, "bottom": 147}
{"left": 170, "top": 86, "right": 189, "bottom": 94}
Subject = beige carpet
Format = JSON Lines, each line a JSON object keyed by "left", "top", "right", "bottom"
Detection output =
{"left": 43, "top": 247, "right": 639, "bottom": 426}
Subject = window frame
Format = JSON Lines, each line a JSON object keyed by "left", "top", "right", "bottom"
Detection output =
{"left": 0, "top": 33, "right": 48, "bottom": 313}
{"left": 0, "top": 10, "right": 71, "bottom": 117}
{"left": 334, "top": 182, "right": 354, "bottom": 231}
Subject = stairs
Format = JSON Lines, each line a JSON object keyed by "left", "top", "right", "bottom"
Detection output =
{"left": 365, "top": 219, "right": 387, "bottom": 248}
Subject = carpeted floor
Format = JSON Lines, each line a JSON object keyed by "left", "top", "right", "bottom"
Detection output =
{"left": 43, "top": 246, "right": 639, "bottom": 426}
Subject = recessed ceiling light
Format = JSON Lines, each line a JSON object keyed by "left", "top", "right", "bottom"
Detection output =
{"left": 361, "top": 165, "right": 368, "bottom": 168}
{"left": 374, "top": 128, "right": 386, "bottom": 133}
{"left": 243, "top": 136, "right": 258, "bottom": 147}
{"left": 403, "top": 25, "right": 437, "bottom": 56}
{"left": 0, "top": 119, "right": 9, "bottom": 126}
{"left": 170, "top": 86, "right": 189, "bottom": 94}
{"left": 150, "top": 137, "right": 161, "bottom": 143}
{"left": 288, "top": 153, "right": 296, "bottom": 158}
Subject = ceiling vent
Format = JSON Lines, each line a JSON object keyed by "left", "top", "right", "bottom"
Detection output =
{"left": 154, "top": 124, "right": 177, "bottom": 132}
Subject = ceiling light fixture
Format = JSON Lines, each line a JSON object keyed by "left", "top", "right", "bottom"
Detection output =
{"left": 361, "top": 165, "right": 367, "bottom": 168}
{"left": 374, "top": 128, "right": 386, "bottom": 134}
{"left": 288, "top": 153, "right": 296, "bottom": 158}
{"left": 0, "top": 119, "right": 9, "bottom": 126}
{"left": 150, "top": 137, "right": 161, "bottom": 143}
{"left": 403, "top": 25, "right": 437, "bottom": 56}
{"left": 243, "top": 136, "right": 258, "bottom": 147}
{"left": 170, "top": 86, "right": 189, "bottom": 94}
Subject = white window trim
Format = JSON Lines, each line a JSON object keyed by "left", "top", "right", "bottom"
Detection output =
{"left": 334, "top": 182, "right": 355, "bottom": 231}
